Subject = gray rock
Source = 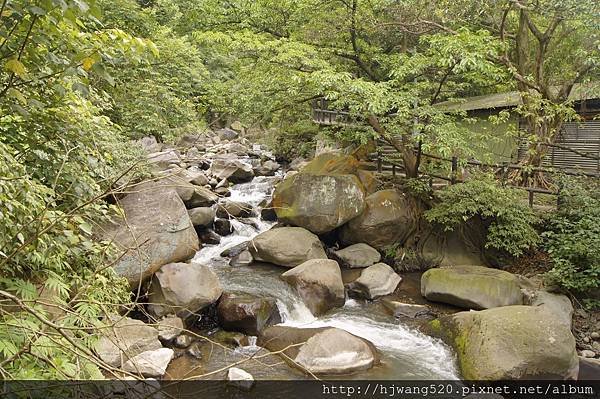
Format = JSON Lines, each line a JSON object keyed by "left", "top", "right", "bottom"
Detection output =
{"left": 122, "top": 348, "right": 174, "bottom": 377}
{"left": 333, "top": 243, "right": 381, "bottom": 268}
{"left": 255, "top": 160, "right": 280, "bottom": 176}
{"left": 249, "top": 227, "right": 327, "bottom": 268}
{"left": 148, "top": 262, "right": 223, "bottom": 319}
{"left": 591, "top": 332, "right": 600, "bottom": 340}
{"left": 198, "top": 229, "right": 221, "bottom": 245}
{"left": 187, "top": 207, "right": 216, "bottom": 227}
{"left": 382, "top": 301, "right": 432, "bottom": 319}
{"left": 217, "top": 128, "right": 239, "bottom": 141}
{"left": 217, "top": 293, "right": 281, "bottom": 335}
{"left": 147, "top": 150, "right": 180, "bottom": 170}
{"left": 174, "top": 334, "right": 193, "bottom": 349}
{"left": 340, "top": 189, "right": 415, "bottom": 250}
{"left": 209, "top": 159, "right": 254, "bottom": 183}
{"left": 102, "top": 180, "right": 199, "bottom": 287}
{"left": 227, "top": 367, "right": 255, "bottom": 391}
{"left": 217, "top": 201, "right": 254, "bottom": 218}
{"left": 524, "top": 290, "right": 573, "bottom": 328}
{"left": 348, "top": 263, "right": 402, "bottom": 299}
{"left": 96, "top": 316, "right": 162, "bottom": 368}
{"left": 230, "top": 250, "right": 253, "bottom": 267}
{"left": 281, "top": 259, "right": 345, "bottom": 316}
{"left": 421, "top": 266, "right": 524, "bottom": 310}
{"left": 581, "top": 350, "right": 597, "bottom": 358}
{"left": 137, "top": 136, "right": 162, "bottom": 153}
{"left": 258, "top": 326, "right": 378, "bottom": 375}
{"left": 157, "top": 315, "right": 183, "bottom": 342}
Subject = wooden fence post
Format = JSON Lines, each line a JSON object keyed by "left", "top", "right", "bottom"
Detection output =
{"left": 528, "top": 189, "right": 534, "bottom": 207}
{"left": 377, "top": 150, "right": 382, "bottom": 173}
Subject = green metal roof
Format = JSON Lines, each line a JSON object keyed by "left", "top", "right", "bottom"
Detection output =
{"left": 438, "top": 83, "right": 600, "bottom": 112}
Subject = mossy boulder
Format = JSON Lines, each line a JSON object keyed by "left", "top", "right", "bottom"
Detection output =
{"left": 421, "top": 266, "right": 524, "bottom": 310}
{"left": 273, "top": 173, "right": 365, "bottom": 234}
{"left": 272, "top": 153, "right": 369, "bottom": 234}
{"left": 339, "top": 189, "right": 415, "bottom": 250}
{"left": 435, "top": 306, "right": 579, "bottom": 380}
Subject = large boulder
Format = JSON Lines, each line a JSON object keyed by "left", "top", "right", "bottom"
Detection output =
{"left": 524, "top": 290, "right": 574, "bottom": 328}
{"left": 103, "top": 181, "right": 199, "bottom": 286}
{"left": 217, "top": 293, "right": 281, "bottom": 335}
{"left": 272, "top": 173, "right": 365, "bottom": 234}
{"left": 258, "top": 326, "right": 378, "bottom": 374}
{"left": 95, "top": 316, "right": 162, "bottom": 368}
{"left": 249, "top": 227, "right": 327, "bottom": 267}
{"left": 340, "top": 189, "right": 415, "bottom": 250}
{"left": 433, "top": 306, "right": 579, "bottom": 380}
{"left": 332, "top": 243, "right": 381, "bottom": 268}
{"left": 154, "top": 174, "right": 218, "bottom": 208}
{"left": 147, "top": 150, "right": 180, "bottom": 170}
{"left": 347, "top": 263, "right": 402, "bottom": 300}
{"left": 209, "top": 159, "right": 254, "bottom": 183}
{"left": 280, "top": 259, "right": 345, "bottom": 316}
{"left": 421, "top": 266, "right": 524, "bottom": 310}
{"left": 217, "top": 128, "right": 239, "bottom": 141}
{"left": 148, "top": 262, "right": 223, "bottom": 319}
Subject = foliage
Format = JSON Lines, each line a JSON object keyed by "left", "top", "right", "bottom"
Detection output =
{"left": 543, "top": 178, "right": 600, "bottom": 293}
{"left": 425, "top": 174, "right": 540, "bottom": 257}
{"left": 264, "top": 120, "right": 320, "bottom": 160}
{"left": 98, "top": 0, "right": 209, "bottom": 142}
{"left": 0, "top": 0, "right": 147, "bottom": 379}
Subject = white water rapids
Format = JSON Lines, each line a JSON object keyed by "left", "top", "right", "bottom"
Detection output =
{"left": 191, "top": 175, "right": 459, "bottom": 379}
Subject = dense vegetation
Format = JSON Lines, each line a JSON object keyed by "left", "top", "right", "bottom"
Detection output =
{"left": 0, "top": 0, "right": 598, "bottom": 379}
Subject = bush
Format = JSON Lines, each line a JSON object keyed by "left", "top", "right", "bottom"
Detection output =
{"left": 264, "top": 120, "right": 320, "bottom": 161}
{"left": 543, "top": 178, "right": 600, "bottom": 293}
{"left": 425, "top": 174, "right": 540, "bottom": 257}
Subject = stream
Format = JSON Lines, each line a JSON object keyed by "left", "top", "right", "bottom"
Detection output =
{"left": 175, "top": 173, "right": 459, "bottom": 380}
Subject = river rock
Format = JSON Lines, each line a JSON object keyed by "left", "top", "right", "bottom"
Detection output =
{"left": 280, "top": 259, "right": 345, "bottom": 316}
{"left": 340, "top": 189, "right": 415, "bottom": 250}
{"left": 209, "top": 159, "right": 254, "bottom": 183}
{"left": 433, "top": 306, "right": 579, "bottom": 380}
{"left": 273, "top": 173, "right": 365, "bottom": 234}
{"left": 213, "top": 219, "right": 232, "bottom": 236}
{"left": 255, "top": 160, "right": 280, "bottom": 176}
{"left": 421, "top": 266, "right": 524, "bottom": 310}
{"left": 333, "top": 243, "right": 381, "bottom": 268}
{"left": 187, "top": 207, "right": 216, "bottom": 227}
{"left": 258, "top": 326, "right": 378, "bottom": 374}
{"left": 217, "top": 200, "right": 254, "bottom": 218}
{"left": 157, "top": 315, "right": 184, "bottom": 342}
{"left": 524, "top": 290, "right": 573, "bottom": 328}
{"left": 147, "top": 150, "right": 180, "bottom": 170}
{"left": 197, "top": 228, "right": 221, "bottom": 245}
{"left": 148, "top": 262, "right": 223, "bottom": 319}
{"left": 217, "top": 293, "right": 281, "bottom": 335}
{"left": 137, "top": 136, "right": 162, "bottom": 153}
{"left": 174, "top": 334, "right": 193, "bottom": 349}
{"left": 96, "top": 316, "right": 162, "bottom": 368}
{"left": 103, "top": 180, "right": 199, "bottom": 286}
{"left": 221, "top": 242, "right": 248, "bottom": 257}
{"left": 230, "top": 250, "right": 253, "bottom": 267}
{"left": 227, "top": 367, "right": 255, "bottom": 391}
{"left": 217, "top": 128, "right": 239, "bottom": 141}
{"left": 347, "top": 263, "right": 402, "bottom": 300}
{"left": 122, "top": 348, "right": 174, "bottom": 378}
{"left": 382, "top": 300, "right": 432, "bottom": 319}
{"left": 249, "top": 227, "right": 327, "bottom": 267}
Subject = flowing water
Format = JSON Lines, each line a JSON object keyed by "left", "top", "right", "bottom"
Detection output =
{"left": 186, "top": 174, "right": 459, "bottom": 380}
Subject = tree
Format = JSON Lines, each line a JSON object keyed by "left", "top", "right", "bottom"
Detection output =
{"left": 192, "top": 0, "right": 506, "bottom": 176}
